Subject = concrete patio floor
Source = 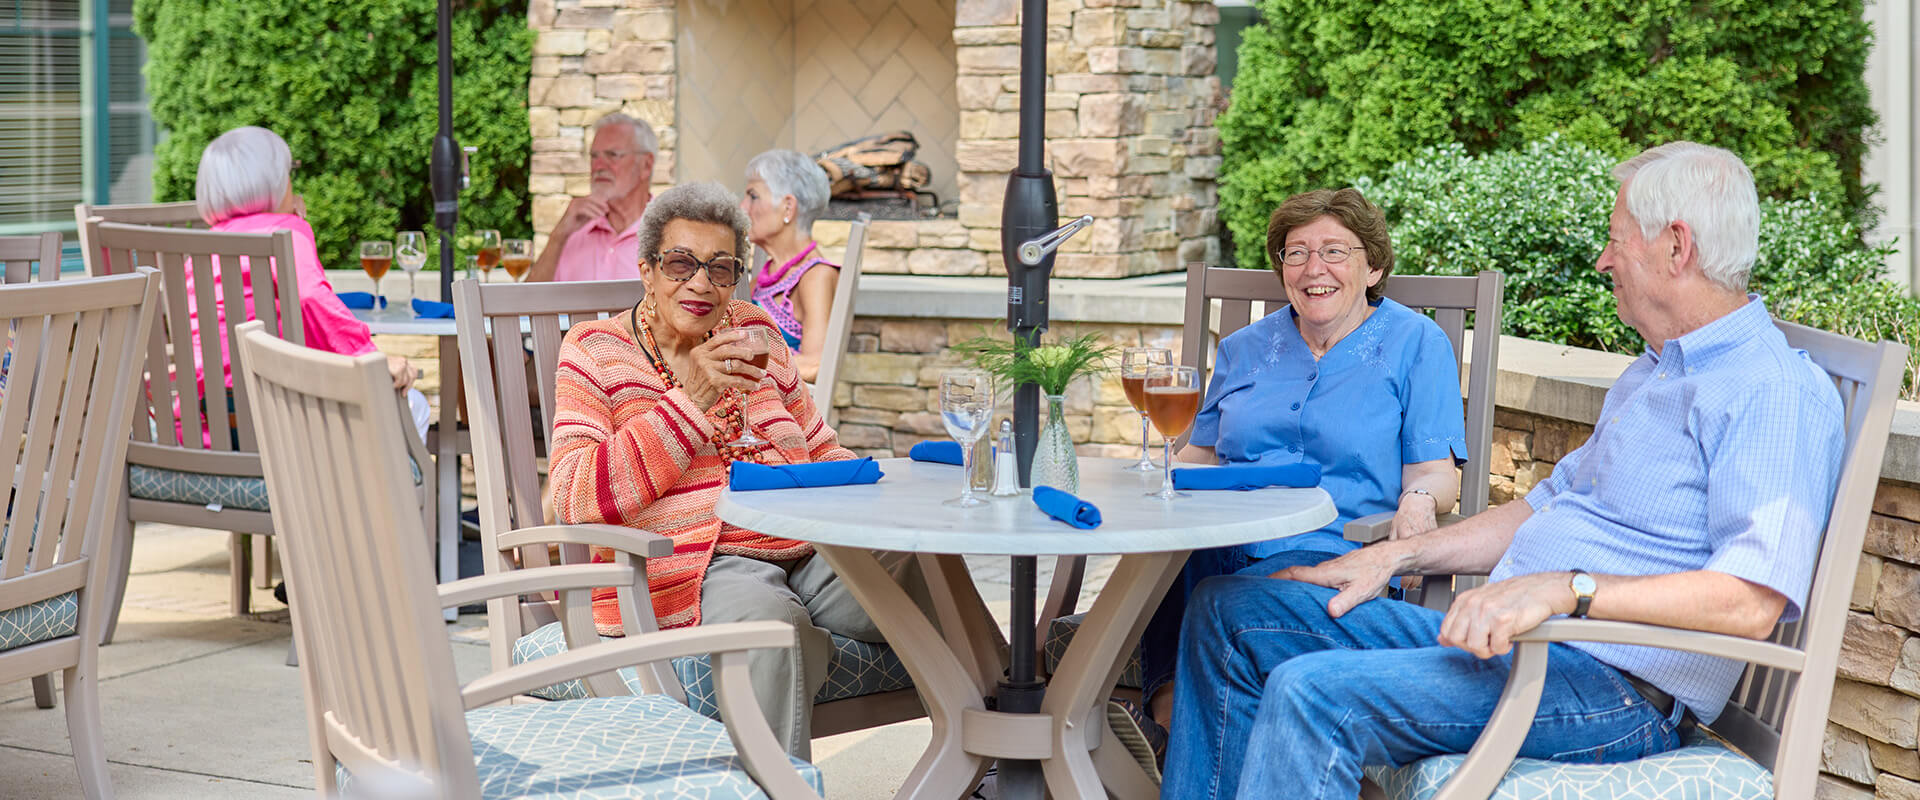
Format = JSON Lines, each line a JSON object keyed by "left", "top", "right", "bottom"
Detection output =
{"left": 0, "top": 521, "right": 1114, "bottom": 798}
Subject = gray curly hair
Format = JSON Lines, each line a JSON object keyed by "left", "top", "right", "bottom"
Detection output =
{"left": 636, "top": 182, "right": 750, "bottom": 264}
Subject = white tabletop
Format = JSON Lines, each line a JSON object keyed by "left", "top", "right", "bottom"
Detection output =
{"left": 351, "top": 307, "right": 456, "bottom": 336}
{"left": 716, "top": 457, "right": 1336, "bottom": 556}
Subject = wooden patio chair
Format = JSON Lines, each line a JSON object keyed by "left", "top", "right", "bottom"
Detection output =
{"left": 1365, "top": 322, "right": 1907, "bottom": 800}
{"left": 1041, "top": 264, "right": 1505, "bottom": 684}
{"left": 232, "top": 321, "right": 825, "bottom": 799}
{"left": 454, "top": 275, "right": 925, "bottom": 738}
{"left": 0, "top": 270, "right": 161, "bottom": 799}
{"left": 0, "top": 232, "right": 63, "bottom": 283}
{"left": 71, "top": 201, "right": 207, "bottom": 266}
{"left": 810, "top": 216, "right": 867, "bottom": 427}
{"left": 83, "top": 220, "right": 435, "bottom": 642}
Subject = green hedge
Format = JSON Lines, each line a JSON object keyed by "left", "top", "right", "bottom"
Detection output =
{"left": 1217, "top": 0, "right": 1877, "bottom": 271}
{"left": 137, "top": 0, "right": 533, "bottom": 273}
{"left": 1359, "top": 138, "right": 1917, "bottom": 399}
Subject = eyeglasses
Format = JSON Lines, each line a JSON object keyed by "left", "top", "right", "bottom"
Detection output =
{"left": 590, "top": 149, "right": 636, "bottom": 162}
{"left": 652, "top": 248, "right": 744, "bottom": 287}
{"left": 1275, "top": 243, "right": 1366, "bottom": 266}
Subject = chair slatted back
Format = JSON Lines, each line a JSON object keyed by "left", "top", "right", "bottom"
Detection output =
{"left": 1711, "top": 323, "right": 1905, "bottom": 795}
{"left": 1178, "top": 263, "right": 1504, "bottom": 519}
{"left": 72, "top": 202, "right": 208, "bottom": 268}
{"left": 0, "top": 232, "right": 62, "bottom": 284}
{"left": 454, "top": 278, "right": 650, "bottom": 668}
{"left": 811, "top": 217, "right": 868, "bottom": 425}
{"left": 235, "top": 322, "right": 476, "bottom": 797}
{"left": 0, "top": 272, "right": 157, "bottom": 619}
{"left": 85, "top": 220, "right": 303, "bottom": 473}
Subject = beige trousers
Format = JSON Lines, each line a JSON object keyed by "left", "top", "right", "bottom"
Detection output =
{"left": 699, "top": 550, "right": 931, "bottom": 760}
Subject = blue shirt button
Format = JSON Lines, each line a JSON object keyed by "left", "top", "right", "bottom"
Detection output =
{"left": 1288, "top": 445, "right": 1299, "bottom": 453}
{"left": 1290, "top": 402, "right": 1301, "bottom": 411}
{"left": 1307, "top": 372, "right": 1318, "bottom": 380}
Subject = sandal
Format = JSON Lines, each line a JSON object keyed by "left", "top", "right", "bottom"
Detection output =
{"left": 1106, "top": 698, "right": 1167, "bottom": 783}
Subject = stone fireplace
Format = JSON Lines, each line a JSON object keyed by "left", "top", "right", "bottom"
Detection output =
{"left": 528, "top": 0, "right": 1223, "bottom": 278}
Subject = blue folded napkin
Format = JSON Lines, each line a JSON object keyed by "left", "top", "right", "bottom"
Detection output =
{"left": 908, "top": 440, "right": 964, "bottom": 465}
{"left": 729, "top": 458, "right": 883, "bottom": 491}
{"left": 337, "top": 291, "right": 386, "bottom": 310}
{"left": 1172, "top": 463, "right": 1321, "bottom": 491}
{"left": 411, "top": 298, "right": 456, "bottom": 319}
{"left": 1033, "top": 486, "right": 1101, "bottom": 529}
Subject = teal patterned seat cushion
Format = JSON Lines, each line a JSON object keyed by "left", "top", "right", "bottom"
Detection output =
{"left": 1044, "top": 613, "right": 1144, "bottom": 690}
{"left": 512, "top": 620, "right": 913, "bottom": 718}
{"left": 1365, "top": 731, "right": 1774, "bottom": 800}
{"left": 0, "top": 592, "right": 77, "bottom": 652}
{"left": 338, "top": 694, "right": 824, "bottom": 798}
{"left": 127, "top": 465, "right": 272, "bottom": 512}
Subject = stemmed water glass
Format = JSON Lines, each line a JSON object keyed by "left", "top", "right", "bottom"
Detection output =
{"left": 395, "top": 231, "right": 427, "bottom": 312}
{"left": 1120, "top": 347, "right": 1171, "bottom": 471}
{"left": 724, "top": 327, "right": 773, "bottom": 449}
{"left": 359, "top": 241, "right": 392, "bottom": 309}
{"left": 940, "top": 369, "right": 993, "bottom": 508}
{"left": 476, "top": 229, "right": 501, "bottom": 282}
{"left": 1143, "top": 365, "right": 1200, "bottom": 500}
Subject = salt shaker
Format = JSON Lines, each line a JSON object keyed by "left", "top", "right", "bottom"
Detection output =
{"left": 991, "top": 418, "right": 1024, "bottom": 497}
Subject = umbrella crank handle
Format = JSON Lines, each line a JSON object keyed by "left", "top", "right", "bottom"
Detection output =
{"left": 1016, "top": 215, "right": 1094, "bottom": 266}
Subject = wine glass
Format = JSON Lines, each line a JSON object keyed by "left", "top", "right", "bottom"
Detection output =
{"left": 359, "top": 241, "right": 393, "bottom": 309}
{"left": 395, "top": 231, "right": 427, "bottom": 311}
{"left": 1143, "top": 365, "right": 1200, "bottom": 500}
{"left": 465, "top": 254, "right": 479, "bottom": 282}
{"left": 940, "top": 369, "right": 993, "bottom": 508}
{"left": 475, "top": 229, "right": 501, "bottom": 282}
{"left": 502, "top": 238, "right": 533, "bottom": 282}
{"left": 1120, "top": 347, "right": 1171, "bottom": 471}
{"left": 724, "top": 327, "right": 773, "bottom": 449}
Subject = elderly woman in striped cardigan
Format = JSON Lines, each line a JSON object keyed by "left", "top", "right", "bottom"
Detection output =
{"left": 547, "top": 181, "right": 921, "bottom": 759}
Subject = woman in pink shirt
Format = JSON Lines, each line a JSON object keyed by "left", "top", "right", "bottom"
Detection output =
{"left": 194, "top": 126, "right": 430, "bottom": 438}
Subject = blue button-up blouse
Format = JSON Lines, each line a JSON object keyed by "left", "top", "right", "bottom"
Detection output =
{"left": 1188, "top": 297, "right": 1468, "bottom": 557}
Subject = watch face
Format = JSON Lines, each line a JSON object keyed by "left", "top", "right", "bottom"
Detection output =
{"left": 1572, "top": 573, "right": 1598, "bottom": 595}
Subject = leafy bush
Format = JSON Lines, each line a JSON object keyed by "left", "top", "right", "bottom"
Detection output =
{"left": 137, "top": 0, "right": 532, "bottom": 273}
{"left": 1218, "top": 0, "right": 1877, "bottom": 271}
{"left": 1360, "top": 138, "right": 1918, "bottom": 398}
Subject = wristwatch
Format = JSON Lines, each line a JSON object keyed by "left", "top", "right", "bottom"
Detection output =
{"left": 1569, "top": 569, "right": 1597, "bottom": 618}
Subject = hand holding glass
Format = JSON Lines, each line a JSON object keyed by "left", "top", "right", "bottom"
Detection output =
{"left": 359, "top": 241, "right": 393, "bottom": 308}
{"left": 724, "top": 327, "right": 773, "bottom": 449}
{"left": 1120, "top": 347, "right": 1171, "bottom": 472}
{"left": 940, "top": 370, "right": 993, "bottom": 508}
{"left": 1144, "top": 365, "right": 1200, "bottom": 500}
{"left": 395, "top": 231, "right": 427, "bottom": 312}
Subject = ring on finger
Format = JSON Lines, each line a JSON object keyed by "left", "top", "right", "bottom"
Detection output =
{"left": 725, "top": 358, "right": 734, "bottom": 373}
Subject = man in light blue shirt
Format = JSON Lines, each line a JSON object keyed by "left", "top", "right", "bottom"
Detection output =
{"left": 1161, "top": 141, "right": 1845, "bottom": 799}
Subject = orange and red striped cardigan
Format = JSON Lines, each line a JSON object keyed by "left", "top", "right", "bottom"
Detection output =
{"left": 549, "top": 300, "right": 854, "bottom": 633}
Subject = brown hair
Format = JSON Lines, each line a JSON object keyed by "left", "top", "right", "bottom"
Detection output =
{"left": 1264, "top": 188, "right": 1394, "bottom": 302}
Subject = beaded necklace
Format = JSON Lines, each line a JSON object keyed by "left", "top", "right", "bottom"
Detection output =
{"left": 630, "top": 301, "right": 762, "bottom": 464}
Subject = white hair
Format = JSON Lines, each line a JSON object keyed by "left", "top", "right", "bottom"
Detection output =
{"left": 592, "top": 113, "right": 658, "bottom": 155}
{"left": 195, "top": 126, "right": 292, "bottom": 225}
{"left": 637, "top": 182, "right": 749, "bottom": 262}
{"left": 1611, "top": 141, "right": 1760, "bottom": 293}
{"left": 746, "top": 149, "right": 831, "bottom": 233}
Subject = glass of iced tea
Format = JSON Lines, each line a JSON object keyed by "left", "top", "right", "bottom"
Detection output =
{"left": 1143, "top": 364, "right": 1200, "bottom": 499}
{"left": 359, "top": 240, "right": 393, "bottom": 308}
{"left": 475, "top": 229, "right": 501, "bottom": 281}
{"left": 1120, "top": 347, "right": 1171, "bottom": 472}
{"left": 501, "top": 238, "right": 533, "bottom": 281}
{"left": 724, "top": 326, "right": 773, "bottom": 449}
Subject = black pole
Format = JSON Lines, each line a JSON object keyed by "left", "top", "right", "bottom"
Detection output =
{"left": 430, "top": 0, "right": 460, "bottom": 302}
{"left": 994, "top": 0, "right": 1055, "bottom": 794}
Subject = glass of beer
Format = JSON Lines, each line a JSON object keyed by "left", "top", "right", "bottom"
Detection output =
{"left": 501, "top": 238, "right": 533, "bottom": 281}
{"left": 1120, "top": 347, "right": 1171, "bottom": 472}
{"left": 359, "top": 240, "right": 393, "bottom": 308}
{"left": 1143, "top": 364, "right": 1200, "bottom": 500}
{"left": 475, "top": 229, "right": 501, "bottom": 281}
{"left": 724, "top": 326, "right": 773, "bottom": 449}
{"left": 396, "top": 231, "right": 427, "bottom": 312}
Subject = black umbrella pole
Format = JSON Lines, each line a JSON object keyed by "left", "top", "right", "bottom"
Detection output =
{"left": 430, "top": 0, "right": 460, "bottom": 302}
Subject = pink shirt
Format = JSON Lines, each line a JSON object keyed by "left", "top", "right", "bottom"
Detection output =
{"left": 195, "top": 213, "right": 378, "bottom": 392}
{"left": 553, "top": 214, "right": 644, "bottom": 282}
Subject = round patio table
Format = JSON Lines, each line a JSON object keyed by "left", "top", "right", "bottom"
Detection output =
{"left": 716, "top": 456, "right": 1335, "bottom": 800}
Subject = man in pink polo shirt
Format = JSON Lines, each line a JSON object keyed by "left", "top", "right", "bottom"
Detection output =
{"left": 529, "top": 113, "right": 658, "bottom": 282}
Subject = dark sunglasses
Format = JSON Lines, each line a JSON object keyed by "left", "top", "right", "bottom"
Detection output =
{"left": 652, "top": 248, "right": 744, "bottom": 287}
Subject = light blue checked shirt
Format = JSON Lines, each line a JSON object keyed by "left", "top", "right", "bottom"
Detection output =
{"left": 1488, "top": 296, "right": 1843, "bottom": 724}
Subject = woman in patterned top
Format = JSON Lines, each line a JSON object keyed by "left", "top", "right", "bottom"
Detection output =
{"left": 741, "top": 149, "right": 839, "bottom": 383}
{"left": 547, "top": 182, "right": 922, "bottom": 759}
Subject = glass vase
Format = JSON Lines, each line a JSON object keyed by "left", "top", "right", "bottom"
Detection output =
{"left": 1030, "top": 393, "right": 1079, "bottom": 493}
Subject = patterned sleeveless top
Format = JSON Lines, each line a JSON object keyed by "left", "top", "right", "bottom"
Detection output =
{"left": 749, "top": 241, "right": 838, "bottom": 350}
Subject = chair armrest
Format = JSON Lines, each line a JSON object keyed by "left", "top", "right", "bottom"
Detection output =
{"left": 496, "top": 523, "right": 674, "bottom": 559}
{"left": 437, "top": 563, "right": 640, "bottom": 611}
{"left": 1428, "top": 619, "right": 1806, "bottom": 800}
{"left": 459, "top": 620, "right": 794, "bottom": 708}
{"left": 1343, "top": 512, "right": 1394, "bottom": 544}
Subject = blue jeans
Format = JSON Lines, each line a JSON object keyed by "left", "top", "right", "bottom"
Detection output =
{"left": 1136, "top": 546, "right": 1336, "bottom": 702}
{"left": 1161, "top": 575, "right": 1684, "bottom": 799}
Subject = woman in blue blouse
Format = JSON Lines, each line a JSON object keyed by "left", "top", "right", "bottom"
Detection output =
{"left": 1127, "top": 188, "right": 1468, "bottom": 750}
